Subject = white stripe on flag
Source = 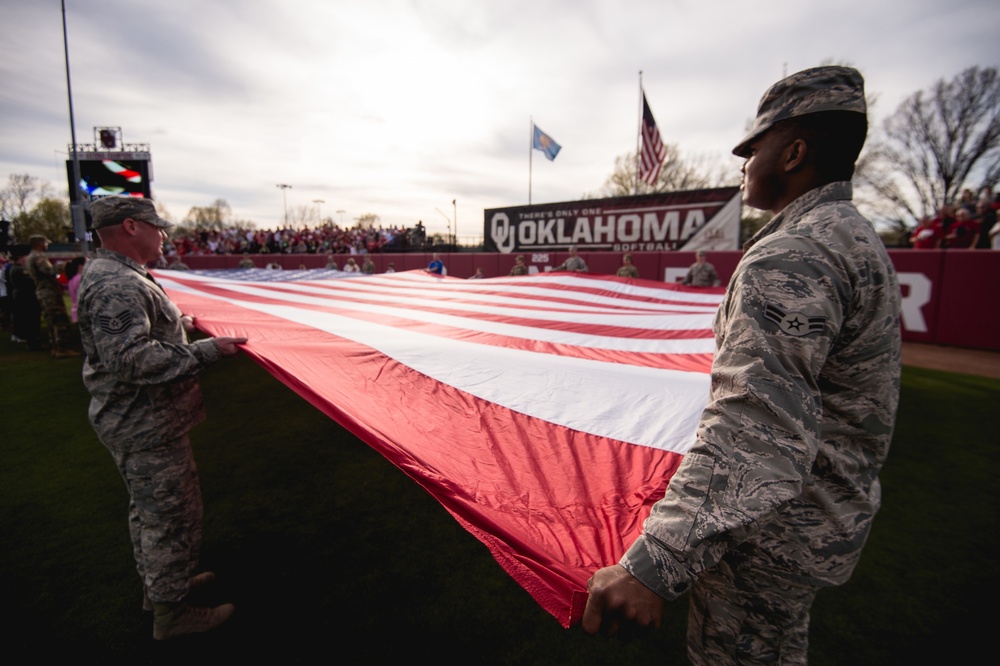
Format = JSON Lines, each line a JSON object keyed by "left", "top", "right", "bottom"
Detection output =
{"left": 158, "top": 273, "right": 713, "bottom": 452}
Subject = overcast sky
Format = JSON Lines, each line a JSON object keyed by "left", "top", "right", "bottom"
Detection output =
{"left": 2, "top": 0, "right": 998, "bottom": 238}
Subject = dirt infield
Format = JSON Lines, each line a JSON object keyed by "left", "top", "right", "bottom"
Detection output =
{"left": 902, "top": 342, "right": 1000, "bottom": 379}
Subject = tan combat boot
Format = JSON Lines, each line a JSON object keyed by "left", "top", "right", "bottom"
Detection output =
{"left": 152, "top": 601, "right": 235, "bottom": 640}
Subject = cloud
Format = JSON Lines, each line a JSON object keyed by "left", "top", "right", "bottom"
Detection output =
{"left": 2, "top": 0, "right": 998, "bottom": 236}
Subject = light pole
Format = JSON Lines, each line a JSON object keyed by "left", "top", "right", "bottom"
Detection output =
{"left": 435, "top": 207, "right": 452, "bottom": 248}
{"left": 276, "top": 184, "right": 292, "bottom": 225}
{"left": 336, "top": 209, "right": 345, "bottom": 226}
{"left": 61, "top": 0, "right": 86, "bottom": 255}
{"left": 452, "top": 198, "right": 457, "bottom": 248}
{"left": 313, "top": 199, "right": 325, "bottom": 225}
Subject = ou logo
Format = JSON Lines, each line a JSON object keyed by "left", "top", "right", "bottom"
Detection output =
{"left": 490, "top": 213, "right": 517, "bottom": 254}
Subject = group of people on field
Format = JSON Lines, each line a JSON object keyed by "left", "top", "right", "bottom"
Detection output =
{"left": 6, "top": 66, "right": 906, "bottom": 663}
{"left": 0, "top": 236, "right": 84, "bottom": 357}
{"left": 502, "top": 247, "right": 719, "bottom": 286}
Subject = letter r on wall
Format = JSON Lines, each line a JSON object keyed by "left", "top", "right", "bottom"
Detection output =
{"left": 897, "top": 272, "right": 931, "bottom": 333}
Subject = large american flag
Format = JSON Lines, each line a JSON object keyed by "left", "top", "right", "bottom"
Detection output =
{"left": 157, "top": 268, "right": 724, "bottom": 626}
{"left": 639, "top": 91, "right": 668, "bottom": 186}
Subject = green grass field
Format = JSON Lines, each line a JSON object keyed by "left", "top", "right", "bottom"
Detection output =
{"left": 2, "top": 331, "right": 997, "bottom": 664}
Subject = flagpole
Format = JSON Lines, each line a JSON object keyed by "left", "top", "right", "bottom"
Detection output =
{"left": 635, "top": 70, "right": 643, "bottom": 196}
{"left": 529, "top": 116, "right": 534, "bottom": 205}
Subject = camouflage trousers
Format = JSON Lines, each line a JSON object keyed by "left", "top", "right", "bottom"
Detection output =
{"left": 687, "top": 550, "right": 819, "bottom": 665}
{"left": 35, "top": 287, "right": 72, "bottom": 351}
{"left": 109, "top": 435, "right": 204, "bottom": 604}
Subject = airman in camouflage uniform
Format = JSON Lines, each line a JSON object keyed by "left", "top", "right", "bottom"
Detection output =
{"left": 27, "top": 235, "right": 79, "bottom": 357}
{"left": 79, "top": 196, "right": 247, "bottom": 640}
{"left": 616, "top": 254, "right": 640, "bottom": 278}
{"left": 681, "top": 250, "right": 720, "bottom": 287}
{"left": 583, "top": 66, "right": 901, "bottom": 665}
{"left": 553, "top": 245, "right": 588, "bottom": 273}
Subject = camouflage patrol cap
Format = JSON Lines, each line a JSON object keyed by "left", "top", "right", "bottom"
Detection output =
{"left": 90, "top": 196, "right": 172, "bottom": 230}
{"left": 732, "top": 66, "right": 866, "bottom": 158}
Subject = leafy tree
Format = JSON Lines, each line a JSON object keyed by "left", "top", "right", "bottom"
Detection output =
{"left": 355, "top": 213, "right": 379, "bottom": 229}
{"left": 862, "top": 65, "right": 1000, "bottom": 223}
{"left": 18, "top": 198, "right": 72, "bottom": 243}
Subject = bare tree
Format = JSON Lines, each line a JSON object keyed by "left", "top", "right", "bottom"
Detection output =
{"left": 1, "top": 174, "right": 40, "bottom": 220}
{"left": 288, "top": 204, "right": 318, "bottom": 227}
{"left": 183, "top": 199, "right": 233, "bottom": 230}
{"left": 863, "top": 65, "right": 1000, "bottom": 223}
{"left": 592, "top": 146, "right": 737, "bottom": 198}
{"left": 1, "top": 174, "right": 60, "bottom": 243}
{"left": 154, "top": 199, "right": 174, "bottom": 224}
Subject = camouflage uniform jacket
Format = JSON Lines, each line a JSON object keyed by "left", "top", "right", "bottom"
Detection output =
{"left": 27, "top": 250, "right": 62, "bottom": 296}
{"left": 78, "top": 248, "right": 223, "bottom": 454}
{"left": 554, "top": 256, "right": 588, "bottom": 272}
{"left": 682, "top": 261, "right": 719, "bottom": 287}
{"left": 622, "top": 182, "right": 901, "bottom": 597}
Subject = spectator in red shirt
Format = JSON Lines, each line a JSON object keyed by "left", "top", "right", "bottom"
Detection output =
{"left": 909, "top": 216, "right": 941, "bottom": 249}
{"left": 944, "top": 208, "right": 979, "bottom": 249}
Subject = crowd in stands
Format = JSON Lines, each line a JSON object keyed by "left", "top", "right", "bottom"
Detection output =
{"left": 154, "top": 187, "right": 1000, "bottom": 260}
{"left": 909, "top": 187, "right": 1000, "bottom": 249}
{"left": 163, "top": 220, "right": 429, "bottom": 260}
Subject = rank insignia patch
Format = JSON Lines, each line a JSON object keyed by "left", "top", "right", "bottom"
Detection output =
{"left": 763, "top": 302, "right": 826, "bottom": 337}
{"left": 98, "top": 311, "right": 133, "bottom": 335}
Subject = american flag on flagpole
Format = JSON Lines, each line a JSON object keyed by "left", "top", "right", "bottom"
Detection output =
{"left": 639, "top": 91, "right": 668, "bottom": 186}
{"left": 157, "top": 268, "right": 723, "bottom": 627}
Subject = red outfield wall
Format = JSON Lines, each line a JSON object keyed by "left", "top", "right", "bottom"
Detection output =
{"left": 181, "top": 249, "right": 1000, "bottom": 352}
